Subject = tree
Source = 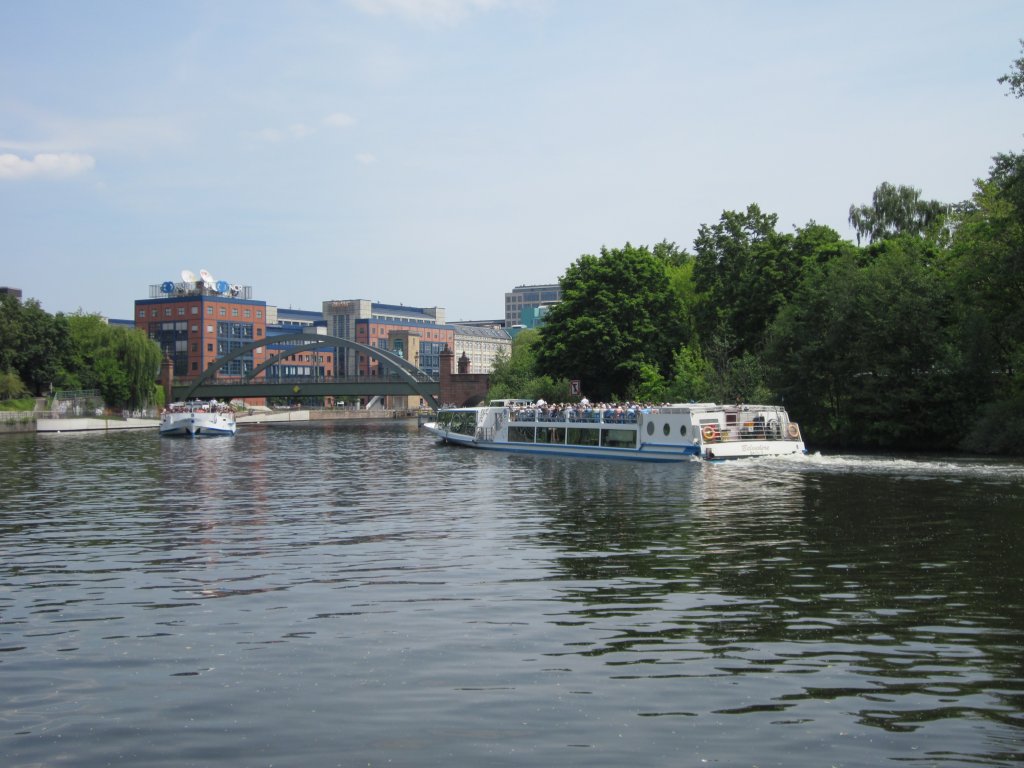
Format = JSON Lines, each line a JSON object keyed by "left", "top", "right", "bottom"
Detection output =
{"left": 10, "top": 300, "right": 70, "bottom": 396}
{"left": 536, "top": 243, "right": 683, "bottom": 401}
{"left": 0, "top": 370, "right": 30, "bottom": 400}
{"left": 64, "top": 313, "right": 162, "bottom": 409}
{"left": 664, "top": 345, "right": 714, "bottom": 403}
{"left": 997, "top": 38, "right": 1024, "bottom": 99}
{"left": 768, "top": 236, "right": 964, "bottom": 449}
{"left": 486, "top": 329, "right": 567, "bottom": 403}
{"left": 848, "top": 182, "right": 948, "bottom": 246}
{"left": 692, "top": 204, "right": 803, "bottom": 356}
{"left": 627, "top": 361, "right": 667, "bottom": 403}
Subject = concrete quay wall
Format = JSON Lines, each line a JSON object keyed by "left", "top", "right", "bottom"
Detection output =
{"left": 5, "top": 409, "right": 422, "bottom": 435}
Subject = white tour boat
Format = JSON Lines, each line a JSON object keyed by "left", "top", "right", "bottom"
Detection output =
{"left": 423, "top": 400, "right": 805, "bottom": 462}
{"left": 160, "top": 400, "right": 237, "bottom": 437}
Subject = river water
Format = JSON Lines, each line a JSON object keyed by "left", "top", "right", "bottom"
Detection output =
{"left": 1, "top": 422, "right": 1022, "bottom": 767}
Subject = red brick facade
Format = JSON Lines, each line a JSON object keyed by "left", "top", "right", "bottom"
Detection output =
{"left": 439, "top": 346, "right": 489, "bottom": 407}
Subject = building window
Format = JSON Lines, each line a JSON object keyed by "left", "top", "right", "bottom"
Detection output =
{"left": 191, "top": 307, "right": 198, "bottom": 315}
{"left": 178, "top": 307, "right": 185, "bottom": 316}
{"left": 256, "top": 311, "right": 262, "bottom": 318}
{"left": 232, "top": 308, "right": 239, "bottom": 317}
{"left": 219, "top": 308, "right": 226, "bottom": 316}
{"left": 207, "top": 343, "right": 213, "bottom": 352}
{"left": 191, "top": 343, "right": 197, "bottom": 352}
{"left": 244, "top": 309, "right": 251, "bottom": 318}
{"left": 164, "top": 308, "right": 172, "bottom": 317}
{"left": 138, "top": 309, "right": 145, "bottom": 318}
{"left": 191, "top": 362, "right": 198, "bottom": 371}
{"left": 207, "top": 307, "right": 213, "bottom": 315}
{"left": 191, "top": 325, "right": 198, "bottom": 332}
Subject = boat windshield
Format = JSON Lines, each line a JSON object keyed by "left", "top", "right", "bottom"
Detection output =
{"left": 436, "top": 410, "right": 478, "bottom": 436}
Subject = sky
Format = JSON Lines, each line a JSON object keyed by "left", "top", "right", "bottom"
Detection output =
{"left": 2, "top": 0, "right": 1023, "bottom": 322}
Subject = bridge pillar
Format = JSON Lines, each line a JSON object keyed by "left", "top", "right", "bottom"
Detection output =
{"left": 161, "top": 356, "right": 174, "bottom": 406}
{"left": 439, "top": 345, "right": 490, "bottom": 407}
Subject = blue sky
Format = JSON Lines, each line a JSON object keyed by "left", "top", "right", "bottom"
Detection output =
{"left": 2, "top": 0, "right": 1023, "bottom": 321}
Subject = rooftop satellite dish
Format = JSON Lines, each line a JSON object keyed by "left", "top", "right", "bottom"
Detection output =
{"left": 181, "top": 269, "right": 197, "bottom": 283}
{"left": 199, "top": 269, "right": 214, "bottom": 285}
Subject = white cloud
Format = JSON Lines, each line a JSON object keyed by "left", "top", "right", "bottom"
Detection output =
{"left": 348, "top": 0, "right": 504, "bottom": 24}
{"left": 0, "top": 152, "right": 95, "bottom": 180}
{"left": 355, "top": 152, "right": 377, "bottom": 164}
{"left": 9, "top": 116, "right": 187, "bottom": 155}
{"left": 324, "top": 112, "right": 356, "bottom": 128}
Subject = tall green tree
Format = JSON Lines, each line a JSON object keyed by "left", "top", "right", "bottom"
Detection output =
{"left": 692, "top": 204, "right": 803, "bottom": 357}
{"left": 536, "top": 243, "right": 682, "bottom": 401}
{"left": 0, "top": 297, "right": 71, "bottom": 396}
{"left": 768, "top": 236, "right": 963, "bottom": 448}
{"left": 64, "top": 313, "right": 162, "bottom": 409}
{"left": 848, "top": 182, "right": 948, "bottom": 245}
{"left": 664, "top": 345, "right": 714, "bottom": 403}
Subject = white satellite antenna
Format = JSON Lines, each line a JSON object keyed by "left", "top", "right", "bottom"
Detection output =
{"left": 181, "top": 269, "right": 197, "bottom": 284}
{"left": 199, "top": 269, "right": 214, "bottom": 287}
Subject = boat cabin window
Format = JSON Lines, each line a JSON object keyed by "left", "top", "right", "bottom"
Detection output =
{"left": 438, "top": 411, "right": 477, "bottom": 436}
{"left": 602, "top": 429, "right": 637, "bottom": 449}
{"left": 567, "top": 428, "right": 599, "bottom": 446}
{"left": 508, "top": 426, "right": 535, "bottom": 443}
{"left": 537, "top": 427, "right": 565, "bottom": 445}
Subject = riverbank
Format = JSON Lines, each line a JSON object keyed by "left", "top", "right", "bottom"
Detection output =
{"left": 1, "top": 408, "right": 427, "bottom": 435}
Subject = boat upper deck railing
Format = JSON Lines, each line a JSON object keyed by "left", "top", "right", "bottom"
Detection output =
{"left": 509, "top": 406, "right": 641, "bottom": 425}
{"left": 503, "top": 403, "right": 800, "bottom": 440}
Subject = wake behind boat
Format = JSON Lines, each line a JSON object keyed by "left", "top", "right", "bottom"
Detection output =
{"left": 160, "top": 400, "right": 237, "bottom": 437}
{"left": 423, "top": 399, "right": 805, "bottom": 461}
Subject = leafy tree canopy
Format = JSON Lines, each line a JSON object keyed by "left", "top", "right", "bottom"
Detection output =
{"left": 692, "top": 204, "right": 807, "bottom": 356}
{"left": 848, "top": 182, "right": 948, "bottom": 246}
{"left": 997, "top": 38, "right": 1024, "bottom": 99}
{"left": 536, "top": 243, "right": 683, "bottom": 401}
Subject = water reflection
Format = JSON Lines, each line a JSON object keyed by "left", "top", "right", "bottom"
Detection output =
{"left": 514, "top": 451, "right": 1024, "bottom": 755}
{"left": 1, "top": 428, "right": 1022, "bottom": 767}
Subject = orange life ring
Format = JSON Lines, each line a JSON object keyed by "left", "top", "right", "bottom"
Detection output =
{"left": 702, "top": 425, "right": 718, "bottom": 441}
{"left": 787, "top": 423, "right": 800, "bottom": 439}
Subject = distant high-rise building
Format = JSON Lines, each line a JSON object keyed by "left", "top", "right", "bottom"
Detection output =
{"left": 504, "top": 283, "right": 561, "bottom": 328}
{"left": 322, "top": 300, "right": 452, "bottom": 378}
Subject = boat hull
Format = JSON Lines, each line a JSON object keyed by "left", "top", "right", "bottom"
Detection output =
{"left": 160, "top": 404, "right": 236, "bottom": 437}
{"left": 423, "top": 422, "right": 699, "bottom": 462}
{"left": 424, "top": 401, "right": 806, "bottom": 462}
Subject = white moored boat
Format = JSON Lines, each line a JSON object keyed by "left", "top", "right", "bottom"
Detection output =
{"left": 423, "top": 400, "right": 805, "bottom": 462}
{"left": 160, "top": 400, "right": 237, "bottom": 437}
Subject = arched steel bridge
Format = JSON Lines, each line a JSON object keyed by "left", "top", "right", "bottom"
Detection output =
{"left": 171, "top": 332, "right": 440, "bottom": 408}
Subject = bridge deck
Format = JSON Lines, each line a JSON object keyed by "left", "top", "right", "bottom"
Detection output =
{"left": 173, "top": 376, "right": 440, "bottom": 401}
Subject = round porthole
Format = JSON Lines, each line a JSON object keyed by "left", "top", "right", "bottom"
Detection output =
{"left": 646, "top": 422, "right": 655, "bottom": 435}
{"left": 680, "top": 425, "right": 688, "bottom": 437}
{"left": 663, "top": 423, "right": 671, "bottom": 436}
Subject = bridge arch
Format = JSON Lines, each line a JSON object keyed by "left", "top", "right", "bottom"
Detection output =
{"left": 178, "top": 332, "right": 440, "bottom": 408}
